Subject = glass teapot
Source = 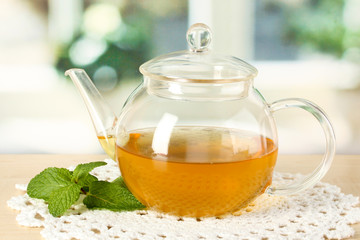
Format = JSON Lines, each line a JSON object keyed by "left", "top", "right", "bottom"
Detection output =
{"left": 65, "top": 23, "right": 335, "bottom": 217}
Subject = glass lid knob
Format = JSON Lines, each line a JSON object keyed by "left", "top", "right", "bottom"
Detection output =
{"left": 186, "top": 23, "right": 212, "bottom": 52}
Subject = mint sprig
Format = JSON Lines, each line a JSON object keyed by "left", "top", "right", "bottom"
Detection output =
{"left": 27, "top": 168, "right": 74, "bottom": 201}
{"left": 71, "top": 162, "right": 106, "bottom": 187}
{"left": 27, "top": 162, "right": 145, "bottom": 217}
{"left": 48, "top": 184, "right": 81, "bottom": 217}
{"left": 84, "top": 181, "right": 144, "bottom": 211}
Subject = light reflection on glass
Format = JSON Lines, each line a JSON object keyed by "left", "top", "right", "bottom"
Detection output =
{"left": 151, "top": 112, "right": 178, "bottom": 158}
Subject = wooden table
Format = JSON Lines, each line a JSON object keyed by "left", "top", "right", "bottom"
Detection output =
{"left": 1, "top": 155, "right": 359, "bottom": 239}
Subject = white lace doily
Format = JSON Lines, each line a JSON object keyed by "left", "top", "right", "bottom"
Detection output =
{"left": 7, "top": 159, "right": 360, "bottom": 240}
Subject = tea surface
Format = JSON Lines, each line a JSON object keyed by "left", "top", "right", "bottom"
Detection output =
{"left": 116, "top": 126, "right": 278, "bottom": 217}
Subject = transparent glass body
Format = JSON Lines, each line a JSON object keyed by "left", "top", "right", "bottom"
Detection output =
{"left": 115, "top": 77, "right": 280, "bottom": 217}
{"left": 65, "top": 23, "right": 335, "bottom": 217}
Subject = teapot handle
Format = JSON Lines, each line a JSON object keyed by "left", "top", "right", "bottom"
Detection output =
{"left": 266, "top": 98, "right": 336, "bottom": 195}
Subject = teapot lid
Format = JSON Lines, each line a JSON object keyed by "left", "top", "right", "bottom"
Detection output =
{"left": 139, "top": 23, "right": 258, "bottom": 83}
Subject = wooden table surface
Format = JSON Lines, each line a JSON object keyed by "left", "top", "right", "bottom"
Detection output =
{"left": 1, "top": 154, "right": 359, "bottom": 240}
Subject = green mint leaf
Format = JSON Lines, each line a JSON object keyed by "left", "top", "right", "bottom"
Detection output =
{"left": 83, "top": 181, "right": 145, "bottom": 211}
{"left": 48, "top": 183, "right": 81, "bottom": 217}
{"left": 112, "top": 176, "right": 128, "bottom": 189}
{"left": 71, "top": 161, "right": 106, "bottom": 187}
{"left": 79, "top": 174, "right": 98, "bottom": 189}
{"left": 27, "top": 168, "right": 73, "bottom": 201}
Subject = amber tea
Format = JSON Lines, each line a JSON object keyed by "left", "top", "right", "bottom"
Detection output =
{"left": 116, "top": 126, "right": 278, "bottom": 217}
{"left": 97, "top": 135, "right": 116, "bottom": 160}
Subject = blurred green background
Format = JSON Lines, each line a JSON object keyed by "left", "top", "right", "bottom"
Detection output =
{"left": 0, "top": 0, "right": 359, "bottom": 154}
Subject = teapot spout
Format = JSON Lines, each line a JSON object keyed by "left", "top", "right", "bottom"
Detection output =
{"left": 65, "top": 68, "right": 117, "bottom": 160}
